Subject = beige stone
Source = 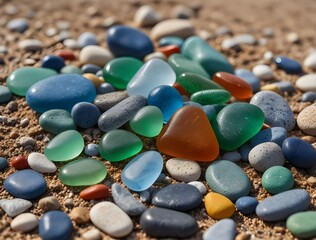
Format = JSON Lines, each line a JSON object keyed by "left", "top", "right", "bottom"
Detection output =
{"left": 297, "top": 104, "right": 316, "bottom": 136}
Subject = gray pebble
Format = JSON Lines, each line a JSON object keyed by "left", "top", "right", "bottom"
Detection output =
{"left": 166, "top": 158, "right": 201, "bottom": 182}
{"left": 38, "top": 196, "right": 60, "bottom": 212}
{"left": 273, "top": 81, "right": 296, "bottom": 94}
{"left": 203, "top": 218, "right": 236, "bottom": 240}
{"left": 222, "top": 151, "right": 241, "bottom": 162}
{"left": 18, "top": 39, "right": 43, "bottom": 51}
{"left": 301, "top": 91, "right": 316, "bottom": 102}
{"left": 6, "top": 101, "right": 18, "bottom": 112}
{"left": 7, "top": 18, "right": 29, "bottom": 33}
{"left": 94, "top": 91, "right": 128, "bottom": 112}
{"left": 0, "top": 198, "right": 32, "bottom": 217}
{"left": 18, "top": 136, "right": 36, "bottom": 147}
{"left": 139, "top": 190, "right": 151, "bottom": 203}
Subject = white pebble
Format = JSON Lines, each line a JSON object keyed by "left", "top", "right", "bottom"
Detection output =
{"left": 18, "top": 39, "right": 42, "bottom": 51}
{"left": 252, "top": 64, "right": 274, "bottom": 80}
{"left": 79, "top": 45, "right": 113, "bottom": 67}
{"left": 63, "top": 39, "right": 80, "bottom": 49}
{"left": 0, "top": 198, "right": 32, "bottom": 217}
{"left": 303, "top": 52, "right": 316, "bottom": 70}
{"left": 198, "top": 30, "right": 212, "bottom": 41}
{"left": 11, "top": 213, "right": 38, "bottom": 232}
{"left": 144, "top": 52, "right": 167, "bottom": 62}
{"left": 287, "top": 32, "right": 300, "bottom": 43}
{"left": 82, "top": 228, "right": 102, "bottom": 240}
{"left": 221, "top": 38, "right": 240, "bottom": 50}
{"left": 296, "top": 74, "right": 316, "bottom": 92}
{"left": 28, "top": 152, "right": 57, "bottom": 173}
{"left": 188, "top": 181, "right": 207, "bottom": 195}
{"left": 263, "top": 51, "right": 274, "bottom": 62}
{"left": 134, "top": 5, "right": 161, "bottom": 27}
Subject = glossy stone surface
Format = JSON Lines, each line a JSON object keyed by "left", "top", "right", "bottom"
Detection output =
{"left": 59, "top": 158, "right": 107, "bottom": 186}
{"left": 11, "top": 156, "right": 29, "bottom": 170}
{"left": 11, "top": 213, "right": 38, "bottom": 232}
{"left": 235, "top": 196, "right": 259, "bottom": 215}
{"left": 122, "top": 151, "right": 163, "bottom": 191}
{"left": 44, "top": 130, "right": 84, "bottom": 162}
{"left": 127, "top": 59, "right": 176, "bottom": 98}
{"left": 112, "top": 183, "right": 146, "bottom": 216}
{"left": 182, "top": 36, "right": 234, "bottom": 76}
{"left": 4, "top": 169, "right": 47, "bottom": 199}
{"left": 26, "top": 74, "right": 96, "bottom": 113}
{"left": 301, "top": 91, "right": 316, "bottom": 102}
{"left": 41, "top": 55, "right": 65, "bottom": 72}
{"left": 77, "top": 32, "right": 98, "bottom": 47}
{"left": 98, "top": 130, "right": 142, "bottom": 162}
{"left": 250, "top": 91, "right": 295, "bottom": 131}
{"left": 129, "top": 106, "right": 163, "bottom": 137}
{"left": 212, "top": 102, "right": 264, "bottom": 151}
{"left": 98, "top": 95, "right": 147, "bottom": 132}
{"left": 140, "top": 208, "right": 198, "bottom": 238}
{"left": 39, "top": 211, "right": 73, "bottom": 240}
{"left": 39, "top": 109, "right": 76, "bottom": 135}
{"left": 274, "top": 56, "right": 302, "bottom": 74}
{"left": 282, "top": 137, "right": 316, "bottom": 168}
{"left": 80, "top": 184, "right": 110, "bottom": 200}
{"left": 256, "top": 189, "right": 310, "bottom": 221}
{"left": 147, "top": 85, "right": 183, "bottom": 122}
{"left": 71, "top": 102, "right": 101, "bottom": 128}
{"left": 107, "top": 25, "right": 154, "bottom": 59}
{"left": 0, "top": 86, "right": 12, "bottom": 103}
{"left": 191, "top": 89, "right": 231, "bottom": 105}
{"left": 286, "top": 211, "right": 316, "bottom": 239}
{"left": 177, "top": 72, "right": 222, "bottom": 94}
{"left": 157, "top": 105, "right": 219, "bottom": 162}
{"left": 103, "top": 57, "right": 143, "bottom": 89}
{"left": 213, "top": 72, "right": 253, "bottom": 99}
{"left": 205, "top": 160, "right": 251, "bottom": 201}
{"left": 204, "top": 192, "right": 235, "bottom": 219}
{"left": 249, "top": 127, "right": 287, "bottom": 147}
{"left": 6, "top": 67, "right": 57, "bottom": 96}
{"left": 235, "top": 68, "right": 260, "bottom": 93}
{"left": 262, "top": 166, "right": 294, "bottom": 194}
{"left": 203, "top": 219, "right": 236, "bottom": 240}
{"left": 168, "top": 53, "right": 209, "bottom": 78}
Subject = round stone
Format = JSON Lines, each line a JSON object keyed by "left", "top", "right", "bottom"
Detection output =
{"left": 7, "top": 18, "right": 29, "bottom": 32}
{"left": 81, "top": 64, "right": 101, "bottom": 74}
{"left": 84, "top": 143, "right": 99, "bottom": 156}
{"left": 39, "top": 211, "right": 73, "bottom": 240}
{"left": 304, "top": 52, "right": 316, "bottom": 70}
{"left": 248, "top": 142, "right": 285, "bottom": 172}
{"left": 262, "top": 166, "right": 294, "bottom": 194}
{"left": 0, "top": 86, "right": 12, "bottom": 103}
{"left": 134, "top": 5, "right": 161, "bottom": 27}
{"left": 82, "top": 228, "right": 102, "bottom": 240}
{"left": 60, "top": 65, "right": 83, "bottom": 74}
{"left": 166, "top": 158, "right": 201, "bottom": 182}
{"left": 203, "top": 219, "right": 236, "bottom": 240}
{"left": 71, "top": 102, "right": 100, "bottom": 128}
{"left": 27, "top": 152, "right": 57, "bottom": 173}
{"left": 235, "top": 196, "right": 259, "bottom": 215}
{"left": 252, "top": 64, "right": 274, "bottom": 80}
{"left": 301, "top": 91, "right": 316, "bottom": 102}
{"left": 77, "top": 32, "right": 98, "bottom": 47}
{"left": 0, "top": 157, "right": 8, "bottom": 171}
{"left": 222, "top": 151, "right": 241, "bottom": 162}
{"left": 205, "top": 160, "right": 251, "bottom": 201}
{"left": 235, "top": 68, "right": 261, "bottom": 93}
{"left": 79, "top": 45, "right": 113, "bottom": 67}
{"left": 4, "top": 169, "right": 47, "bottom": 199}
{"left": 286, "top": 211, "right": 316, "bottom": 239}
{"left": 90, "top": 201, "right": 133, "bottom": 238}
{"left": 188, "top": 181, "right": 207, "bottom": 195}
{"left": 297, "top": 104, "right": 316, "bottom": 136}
{"left": 11, "top": 213, "right": 38, "bottom": 232}
{"left": 296, "top": 74, "right": 316, "bottom": 92}
{"left": 38, "top": 196, "right": 61, "bottom": 212}
{"left": 80, "top": 184, "right": 110, "bottom": 200}
{"left": 122, "top": 151, "right": 163, "bottom": 191}
{"left": 44, "top": 130, "right": 84, "bottom": 162}
{"left": 97, "top": 83, "right": 115, "bottom": 94}
{"left": 41, "top": 55, "right": 65, "bottom": 72}
{"left": 59, "top": 158, "right": 107, "bottom": 186}
{"left": 204, "top": 192, "right": 235, "bottom": 219}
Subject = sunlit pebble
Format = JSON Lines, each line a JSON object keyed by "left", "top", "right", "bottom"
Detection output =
{"left": 263, "top": 51, "right": 274, "bottom": 62}
{"left": 199, "top": 30, "right": 212, "bottom": 41}
{"left": 287, "top": 32, "right": 300, "bottom": 43}
{"left": 45, "top": 28, "right": 57, "bottom": 37}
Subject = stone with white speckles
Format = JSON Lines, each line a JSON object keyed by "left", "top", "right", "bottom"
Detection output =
{"left": 166, "top": 158, "right": 201, "bottom": 182}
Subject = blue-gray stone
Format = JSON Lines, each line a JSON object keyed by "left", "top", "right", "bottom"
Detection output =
{"left": 205, "top": 160, "right": 251, "bottom": 201}
{"left": 77, "top": 32, "right": 98, "bottom": 47}
{"left": 203, "top": 219, "right": 236, "bottom": 240}
{"left": 152, "top": 183, "right": 202, "bottom": 211}
{"left": 250, "top": 91, "right": 295, "bottom": 131}
{"left": 235, "top": 196, "right": 258, "bottom": 215}
{"left": 97, "top": 83, "right": 115, "bottom": 94}
{"left": 202, "top": 105, "right": 217, "bottom": 121}
{"left": 41, "top": 55, "right": 65, "bottom": 72}
{"left": 39, "top": 109, "right": 76, "bottom": 135}
{"left": 301, "top": 91, "right": 316, "bottom": 102}
{"left": 0, "top": 86, "right": 13, "bottom": 103}
{"left": 98, "top": 95, "right": 146, "bottom": 132}
{"left": 140, "top": 208, "right": 198, "bottom": 238}
{"left": 26, "top": 74, "right": 96, "bottom": 113}
{"left": 239, "top": 143, "right": 252, "bottom": 162}
{"left": 71, "top": 102, "right": 100, "bottom": 128}
{"left": 111, "top": 183, "right": 146, "bottom": 216}
{"left": 250, "top": 127, "right": 287, "bottom": 147}
{"left": 39, "top": 211, "right": 73, "bottom": 240}
{"left": 274, "top": 56, "right": 302, "bottom": 74}
{"left": 273, "top": 81, "right": 296, "bottom": 94}
{"left": 94, "top": 91, "right": 128, "bottom": 112}
{"left": 256, "top": 189, "right": 310, "bottom": 222}
{"left": 235, "top": 68, "right": 260, "bottom": 93}
{"left": 81, "top": 64, "right": 101, "bottom": 74}
{"left": 84, "top": 143, "right": 99, "bottom": 156}
{"left": 159, "top": 36, "right": 184, "bottom": 48}
{"left": 4, "top": 169, "right": 47, "bottom": 199}
{"left": 0, "top": 157, "right": 8, "bottom": 171}
{"left": 7, "top": 18, "right": 29, "bottom": 33}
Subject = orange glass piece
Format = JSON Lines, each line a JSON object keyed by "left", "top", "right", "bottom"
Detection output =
{"left": 156, "top": 105, "right": 219, "bottom": 162}
{"left": 173, "top": 82, "right": 188, "bottom": 96}
{"left": 157, "top": 45, "right": 181, "bottom": 58}
{"left": 213, "top": 72, "right": 253, "bottom": 100}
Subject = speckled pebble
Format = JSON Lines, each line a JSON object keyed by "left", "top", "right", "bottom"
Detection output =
{"left": 203, "top": 218, "right": 236, "bottom": 240}
{"left": 188, "top": 181, "right": 207, "bottom": 195}
{"left": 235, "top": 196, "right": 258, "bottom": 215}
{"left": 166, "top": 158, "right": 201, "bottom": 182}
{"left": 94, "top": 91, "right": 128, "bottom": 112}
{"left": 248, "top": 142, "right": 285, "bottom": 172}
{"left": 0, "top": 198, "right": 32, "bottom": 217}
{"left": 262, "top": 166, "right": 294, "bottom": 194}
{"left": 250, "top": 91, "right": 295, "bottom": 131}
{"left": 11, "top": 213, "right": 38, "bottom": 232}
{"left": 297, "top": 104, "right": 316, "bottom": 136}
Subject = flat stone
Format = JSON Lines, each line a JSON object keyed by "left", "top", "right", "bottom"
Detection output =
{"left": 249, "top": 127, "right": 288, "bottom": 147}
{"left": 252, "top": 64, "right": 274, "bottom": 80}
{"left": 205, "top": 160, "right": 251, "bottom": 201}
{"left": 262, "top": 166, "right": 294, "bottom": 194}
{"left": 204, "top": 192, "right": 235, "bottom": 219}
{"left": 94, "top": 91, "right": 128, "bottom": 112}
{"left": 250, "top": 91, "right": 295, "bottom": 131}
{"left": 27, "top": 152, "right": 57, "bottom": 173}
{"left": 90, "top": 201, "right": 133, "bottom": 238}
{"left": 0, "top": 198, "right": 32, "bottom": 217}
{"left": 222, "top": 151, "right": 241, "bottom": 162}
{"left": 255, "top": 189, "right": 310, "bottom": 221}
{"left": 111, "top": 183, "right": 146, "bottom": 216}
{"left": 304, "top": 52, "right": 316, "bottom": 70}
{"left": 41, "top": 55, "right": 65, "bottom": 72}
{"left": 4, "top": 170, "right": 47, "bottom": 199}
{"left": 79, "top": 45, "right": 113, "bottom": 67}
{"left": 151, "top": 19, "right": 195, "bottom": 40}
{"left": 286, "top": 211, "right": 316, "bottom": 239}
{"left": 203, "top": 218, "right": 236, "bottom": 240}
{"left": 235, "top": 196, "right": 258, "bottom": 215}
{"left": 296, "top": 74, "right": 316, "bottom": 92}
{"left": 140, "top": 208, "right": 198, "bottom": 238}
{"left": 82, "top": 228, "right": 102, "bottom": 240}
{"left": 38, "top": 196, "right": 61, "bottom": 212}
{"left": 11, "top": 213, "right": 38, "bottom": 232}
{"left": 297, "top": 104, "right": 316, "bottom": 136}
{"left": 18, "top": 39, "right": 43, "bottom": 51}
{"left": 7, "top": 18, "right": 29, "bottom": 32}
{"left": 248, "top": 142, "right": 285, "bottom": 172}
{"left": 166, "top": 158, "right": 201, "bottom": 182}
{"left": 301, "top": 91, "right": 316, "bottom": 102}
{"left": 134, "top": 5, "right": 161, "bottom": 27}
{"left": 39, "top": 211, "right": 73, "bottom": 240}
{"left": 152, "top": 183, "right": 202, "bottom": 211}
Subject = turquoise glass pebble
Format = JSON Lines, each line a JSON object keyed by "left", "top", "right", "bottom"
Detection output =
{"left": 58, "top": 158, "right": 107, "bottom": 186}
{"left": 262, "top": 166, "right": 294, "bottom": 194}
{"left": 127, "top": 58, "right": 176, "bottom": 98}
{"left": 44, "top": 130, "right": 84, "bottom": 162}
{"left": 147, "top": 85, "right": 183, "bottom": 122}
{"left": 122, "top": 151, "right": 163, "bottom": 191}
{"left": 26, "top": 74, "right": 96, "bottom": 113}
{"left": 6, "top": 67, "right": 57, "bottom": 96}
{"left": 181, "top": 36, "right": 234, "bottom": 76}
{"left": 60, "top": 65, "right": 83, "bottom": 74}
{"left": 0, "top": 86, "right": 12, "bottom": 103}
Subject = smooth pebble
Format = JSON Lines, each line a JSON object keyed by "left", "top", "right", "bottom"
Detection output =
{"left": 82, "top": 228, "right": 102, "bottom": 240}
{"left": 11, "top": 213, "right": 38, "bottom": 232}
{"left": 297, "top": 104, "right": 316, "bottom": 136}
{"left": 80, "top": 45, "right": 113, "bottom": 67}
{"left": 166, "top": 158, "right": 201, "bottom": 182}
{"left": 235, "top": 196, "right": 258, "bottom": 215}
{"left": 296, "top": 74, "right": 316, "bottom": 92}
{"left": 203, "top": 218, "right": 236, "bottom": 240}
{"left": 262, "top": 166, "right": 294, "bottom": 194}
{"left": 77, "top": 32, "right": 98, "bottom": 47}
{"left": 134, "top": 5, "right": 161, "bottom": 27}
{"left": 286, "top": 211, "right": 316, "bottom": 239}
{"left": 71, "top": 102, "right": 100, "bottom": 128}
{"left": 38, "top": 196, "right": 61, "bottom": 212}
{"left": 252, "top": 64, "right": 274, "bottom": 80}
{"left": 303, "top": 52, "right": 316, "bottom": 70}
{"left": 250, "top": 127, "right": 288, "bottom": 147}
{"left": 27, "top": 152, "right": 57, "bottom": 173}
{"left": 188, "top": 181, "right": 207, "bottom": 195}
{"left": 18, "top": 39, "right": 43, "bottom": 51}
{"left": 0, "top": 198, "right": 32, "bottom": 217}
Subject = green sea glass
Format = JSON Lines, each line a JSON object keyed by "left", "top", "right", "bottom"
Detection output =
{"left": 191, "top": 89, "right": 231, "bottom": 105}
